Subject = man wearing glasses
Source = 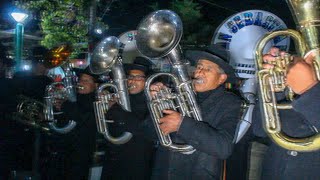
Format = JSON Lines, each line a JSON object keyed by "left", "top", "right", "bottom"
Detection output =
{"left": 101, "top": 57, "right": 155, "bottom": 180}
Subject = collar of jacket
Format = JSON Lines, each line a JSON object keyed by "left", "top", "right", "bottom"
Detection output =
{"left": 196, "top": 85, "right": 224, "bottom": 103}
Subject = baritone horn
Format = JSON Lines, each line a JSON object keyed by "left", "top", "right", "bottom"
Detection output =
{"left": 16, "top": 45, "right": 79, "bottom": 133}
{"left": 136, "top": 10, "right": 202, "bottom": 153}
{"left": 255, "top": 0, "right": 320, "bottom": 152}
{"left": 43, "top": 44, "right": 79, "bottom": 134}
{"left": 90, "top": 36, "right": 132, "bottom": 145}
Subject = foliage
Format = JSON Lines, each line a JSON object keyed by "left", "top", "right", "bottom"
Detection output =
{"left": 16, "top": 0, "right": 108, "bottom": 58}
{"left": 150, "top": 0, "right": 214, "bottom": 45}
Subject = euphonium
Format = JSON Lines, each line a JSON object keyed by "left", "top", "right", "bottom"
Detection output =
{"left": 43, "top": 45, "right": 79, "bottom": 134}
{"left": 90, "top": 36, "right": 132, "bottom": 145}
{"left": 16, "top": 95, "right": 50, "bottom": 132}
{"left": 145, "top": 73, "right": 197, "bottom": 152}
{"left": 255, "top": 0, "right": 320, "bottom": 152}
{"left": 136, "top": 10, "right": 202, "bottom": 153}
{"left": 15, "top": 45, "right": 79, "bottom": 133}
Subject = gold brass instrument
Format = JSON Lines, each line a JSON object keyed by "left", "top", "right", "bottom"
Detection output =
{"left": 255, "top": 0, "right": 320, "bottom": 152}
{"left": 136, "top": 10, "right": 202, "bottom": 153}
{"left": 90, "top": 36, "right": 132, "bottom": 145}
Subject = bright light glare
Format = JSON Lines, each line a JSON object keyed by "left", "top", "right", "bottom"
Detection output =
{"left": 11, "top": 12, "right": 29, "bottom": 23}
{"left": 22, "top": 64, "right": 31, "bottom": 70}
{"left": 95, "top": 28, "right": 103, "bottom": 34}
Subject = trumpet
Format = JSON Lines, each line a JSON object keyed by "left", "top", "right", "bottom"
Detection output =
{"left": 255, "top": 0, "right": 320, "bottom": 152}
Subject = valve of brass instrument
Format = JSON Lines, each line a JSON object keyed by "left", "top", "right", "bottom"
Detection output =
{"left": 267, "top": 53, "right": 293, "bottom": 92}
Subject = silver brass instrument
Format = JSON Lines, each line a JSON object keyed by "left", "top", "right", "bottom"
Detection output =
{"left": 15, "top": 45, "right": 79, "bottom": 133}
{"left": 43, "top": 45, "right": 78, "bottom": 134}
{"left": 136, "top": 10, "right": 202, "bottom": 153}
{"left": 90, "top": 36, "right": 132, "bottom": 145}
{"left": 255, "top": 0, "right": 320, "bottom": 152}
{"left": 145, "top": 73, "right": 197, "bottom": 152}
{"left": 15, "top": 95, "right": 50, "bottom": 132}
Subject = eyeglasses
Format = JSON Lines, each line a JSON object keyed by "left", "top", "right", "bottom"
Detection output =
{"left": 128, "top": 75, "right": 146, "bottom": 81}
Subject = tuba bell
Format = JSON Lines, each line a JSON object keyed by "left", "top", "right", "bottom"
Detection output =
{"left": 90, "top": 36, "right": 132, "bottom": 145}
{"left": 255, "top": 0, "right": 320, "bottom": 152}
{"left": 212, "top": 10, "right": 290, "bottom": 143}
{"left": 136, "top": 10, "right": 202, "bottom": 153}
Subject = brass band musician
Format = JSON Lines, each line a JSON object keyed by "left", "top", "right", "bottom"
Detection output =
{"left": 145, "top": 50, "right": 242, "bottom": 180}
{"left": 101, "top": 57, "right": 155, "bottom": 180}
{"left": 253, "top": 48, "right": 320, "bottom": 180}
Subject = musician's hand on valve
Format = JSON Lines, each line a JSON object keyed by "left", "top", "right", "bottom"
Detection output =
{"left": 262, "top": 47, "right": 288, "bottom": 69}
{"left": 108, "top": 94, "right": 118, "bottom": 107}
{"left": 286, "top": 57, "right": 318, "bottom": 95}
{"left": 150, "top": 82, "right": 166, "bottom": 99}
{"left": 159, "top": 109, "right": 183, "bottom": 135}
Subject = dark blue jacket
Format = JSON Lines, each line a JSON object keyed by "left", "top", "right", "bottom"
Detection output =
{"left": 253, "top": 83, "right": 320, "bottom": 180}
{"left": 147, "top": 86, "right": 242, "bottom": 180}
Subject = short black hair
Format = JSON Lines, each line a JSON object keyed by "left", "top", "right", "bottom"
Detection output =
{"left": 124, "top": 56, "right": 153, "bottom": 76}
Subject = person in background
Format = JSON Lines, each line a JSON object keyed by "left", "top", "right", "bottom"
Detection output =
{"left": 46, "top": 67, "right": 100, "bottom": 180}
{"left": 0, "top": 46, "right": 52, "bottom": 179}
{"left": 101, "top": 57, "right": 155, "bottom": 180}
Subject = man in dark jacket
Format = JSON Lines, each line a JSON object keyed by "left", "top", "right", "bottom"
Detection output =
{"left": 0, "top": 46, "right": 52, "bottom": 179}
{"left": 253, "top": 48, "right": 320, "bottom": 180}
{"left": 101, "top": 57, "right": 155, "bottom": 180}
{"left": 46, "top": 67, "right": 99, "bottom": 180}
{"left": 147, "top": 51, "right": 242, "bottom": 180}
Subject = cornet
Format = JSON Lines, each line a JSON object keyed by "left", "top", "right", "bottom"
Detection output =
{"left": 255, "top": 0, "right": 320, "bottom": 152}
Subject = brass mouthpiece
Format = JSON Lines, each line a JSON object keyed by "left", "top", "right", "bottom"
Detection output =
{"left": 192, "top": 78, "right": 204, "bottom": 84}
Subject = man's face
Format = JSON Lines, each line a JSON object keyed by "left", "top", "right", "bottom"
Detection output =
{"left": 193, "top": 59, "right": 227, "bottom": 92}
{"left": 78, "top": 74, "right": 97, "bottom": 94}
{"left": 127, "top": 69, "right": 146, "bottom": 94}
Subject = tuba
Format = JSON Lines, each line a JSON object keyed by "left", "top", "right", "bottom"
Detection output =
{"left": 90, "top": 36, "right": 132, "bottom": 145}
{"left": 43, "top": 45, "right": 79, "bottom": 134}
{"left": 212, "top": 10, "right": 290, "bottom": 143}
{"left": 255, "top": 0, "right": 320, "bottom": 152}
{"left": 136, "top": 10, "right": 202, "bottom": 153}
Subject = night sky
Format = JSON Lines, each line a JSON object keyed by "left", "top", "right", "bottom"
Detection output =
{"left": 0, "top": 0, "right": 296, "bottom": 35}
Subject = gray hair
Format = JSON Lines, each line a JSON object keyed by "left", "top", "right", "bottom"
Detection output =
{"left": 218, "top": 66, "right": 226, "bottom": 74}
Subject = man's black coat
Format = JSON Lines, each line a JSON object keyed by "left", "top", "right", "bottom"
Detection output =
{"left": 146, "top": 86, "right": 242, "bottom": 180}
{"left": 253, "top": 83, "right": 320, "bottom": 180}
{"left": 101, "top": 91, "right": 155, "bottom": 180}
{"left": 45, "top": 93, "right": 97, "bottom": 180}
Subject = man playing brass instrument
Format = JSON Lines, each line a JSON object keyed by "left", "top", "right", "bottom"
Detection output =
{"left": 253, "top": 47, "right": 320, "bottom": 180}
{"left": 45, "top": 67, "right": 99, "bottom": 180}
{"left": 101, "top": 57, "right": 155, "bottom": 180}
{"left": 147, "top": 50, "right": 242, "bottom": 180}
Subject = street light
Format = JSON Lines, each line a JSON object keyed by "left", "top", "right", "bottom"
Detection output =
{"left": 11, "top": 11, "right": 28, "bottom": 71}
